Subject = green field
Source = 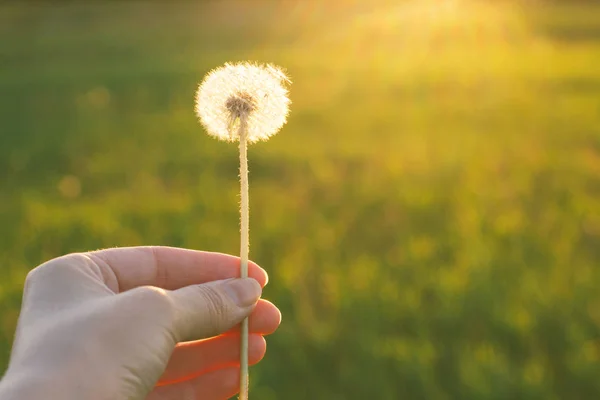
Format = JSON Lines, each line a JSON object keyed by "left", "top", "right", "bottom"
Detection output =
{"left": 1, "top": 1, "right": 600, "bottom": 398}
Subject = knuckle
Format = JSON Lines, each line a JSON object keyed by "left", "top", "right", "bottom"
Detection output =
{"left": 24, "top": 253, "right": 88, "bottom": 290}
{"left": 24, "top": 265, "right": 44, "bottom": 288}
{"left": 130, "top": 286, "right": 175, "bottom": 317}
{"left": 196, "top": 284, "right": 230, "bottom": 330}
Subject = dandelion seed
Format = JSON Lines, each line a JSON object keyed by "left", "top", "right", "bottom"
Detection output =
{"left": 195, "top": 62, "right": 291, "bottom": 400}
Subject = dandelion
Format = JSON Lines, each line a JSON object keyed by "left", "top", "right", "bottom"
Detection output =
{"left": 196, "top": 62, "right": 291, "bottom": 143}
{"left": 195, "top": 62, "right": 291, "bottom": 400}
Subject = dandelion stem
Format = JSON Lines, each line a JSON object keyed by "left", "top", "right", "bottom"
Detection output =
{"left": 196, "top": 63, "right": 290, "bottom": 400}
{"left": 238, "top": 116, "right": 250, "bottom": 400}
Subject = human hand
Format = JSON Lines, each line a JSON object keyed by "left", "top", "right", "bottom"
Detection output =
{"left": 0, "top": 246, "right": 281, "bottom": 400}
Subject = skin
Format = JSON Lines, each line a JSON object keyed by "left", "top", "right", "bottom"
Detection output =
{"left": 0, "top": 246, "right": 282, "bottom": 400}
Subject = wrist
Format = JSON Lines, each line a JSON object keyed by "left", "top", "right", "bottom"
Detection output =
{"left": 0, "top": 371, "right": 60, "bottom": 400}
{"left": 0, "top": 367, "right": 91, "bottom": 400}
{"left": 0, "top": 370, "right": 47, "bottom": 400}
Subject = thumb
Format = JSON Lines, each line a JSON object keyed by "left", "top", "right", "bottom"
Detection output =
{"left": 168, "top": 278, "right": 262, "bottom": 342}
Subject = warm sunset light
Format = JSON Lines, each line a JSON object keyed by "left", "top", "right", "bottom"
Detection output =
{"left": 2, "top": 1, "right": 599, "bottom": 399}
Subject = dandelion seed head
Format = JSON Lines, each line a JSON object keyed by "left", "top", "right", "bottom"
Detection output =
{"left": 195, "top": 62, "right": 291, "bottom": 143}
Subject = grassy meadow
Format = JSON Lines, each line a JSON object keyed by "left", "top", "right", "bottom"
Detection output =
{"left": 1, "top": 0, "right": 600, "bottom": 398}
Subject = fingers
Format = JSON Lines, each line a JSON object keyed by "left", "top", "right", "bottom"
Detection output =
{"left": 156, "top": 299, "right": 280, "bottom": 386}
{"left": 226, "top": 299, "right": 281, "bottom": 335}
{"left": 159, "top": 300, "right": 281, "bottom": 385}
{"left": 149, "top": 367, "right": 240, "bottom": 400}
{"left": 168, "top": 278, "right": 262, "bottom": 342}
{"left": 157, "top": 334, "right": 266, "bottom": 386}
{"left": 87, "top": 246, "right": 268, "bottom": 293}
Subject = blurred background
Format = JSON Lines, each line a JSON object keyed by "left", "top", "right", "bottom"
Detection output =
{"left": 1, "top": 0, "right": 600, "bottom": 398}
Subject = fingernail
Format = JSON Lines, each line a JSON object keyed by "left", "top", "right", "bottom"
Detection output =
{"left": 223, "top": 278, "right": 261, "bottom": 307}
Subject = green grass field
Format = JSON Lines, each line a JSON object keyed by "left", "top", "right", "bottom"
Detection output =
{"left": 1, "top": 1, "right": 600, "bottom": 398}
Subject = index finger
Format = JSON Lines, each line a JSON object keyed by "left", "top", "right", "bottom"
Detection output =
{"left": 88, "top": 246, "right": 268, "bottom": 293}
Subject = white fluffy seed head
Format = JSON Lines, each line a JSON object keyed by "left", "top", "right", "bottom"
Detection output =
{"left": 195, "top": 62, "right": 291, "bottom": 143}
